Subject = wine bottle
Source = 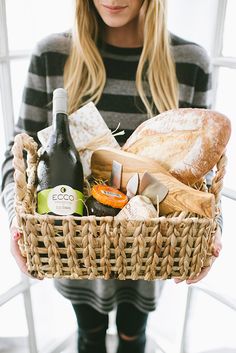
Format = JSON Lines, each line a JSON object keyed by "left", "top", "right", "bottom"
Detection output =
{"left": 37, "top": 88, "right": 84, "bottom": 216}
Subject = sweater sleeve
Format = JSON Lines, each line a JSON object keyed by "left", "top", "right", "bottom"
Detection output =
{"left": 1, "top": 45, "right": 49, "bottom": 225}
{"left": 192, "top": 47, "right": 212, "bottom": 109}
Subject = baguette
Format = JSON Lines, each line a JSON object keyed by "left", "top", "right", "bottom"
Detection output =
{"left": 122, "top": 108, "right": 231, "bottom": 185}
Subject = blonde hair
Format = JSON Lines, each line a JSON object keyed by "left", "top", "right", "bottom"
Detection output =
{"left": 64, "top": 0, "right": 179, "bottom": 116}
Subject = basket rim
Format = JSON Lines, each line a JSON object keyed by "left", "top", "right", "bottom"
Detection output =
{"left": 16, "top": 210, "right": 214, "bottom": 225}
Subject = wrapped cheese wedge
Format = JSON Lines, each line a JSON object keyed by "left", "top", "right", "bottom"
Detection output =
{"left": 115, "top": 195, "right": 157, "bottom": 220}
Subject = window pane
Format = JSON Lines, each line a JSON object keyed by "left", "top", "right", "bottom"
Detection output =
{"left": 168, "top": 0, "right": 218, "bottom": 53}
{"left": 10, "top": 58, "right": 30, "bottom": 123}
{"left": 0, "top": 92, "right": 6, "bottom": 155}
{"left": 6, "top": 0, "right": 74, "bottom": 52}
{"left": 0, "top": 202, "right": 22, "bottom": 295}
{"left": 181, "top": 195, "right": 236, "bottom": 352}
{"left": 31, "top": 280, "right": 77, "bottom": 351}
{"left": 0, "top": 72, "right": 22, "bottom": 292}
{"left": 222, "top": 0, "right": 236, "bottom": 57}
{"left": 184, "top": 290, "right": 236, "bottom": 353}
{"left": 0, "top": 294, "right": 28, "bottom": 337}
{"left": 215, "top": 68, "right": 236, "bottom": 191}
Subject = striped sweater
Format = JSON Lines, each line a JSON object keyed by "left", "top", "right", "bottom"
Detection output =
{"left": 1, "top": 32, "right": 215, "bottom": 313}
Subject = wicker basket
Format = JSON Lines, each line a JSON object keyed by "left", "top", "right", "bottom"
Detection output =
{"left": 12, "top": 133, "right": 226, "bottom": 280}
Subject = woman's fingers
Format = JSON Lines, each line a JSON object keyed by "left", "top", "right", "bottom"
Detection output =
{"left": 174, "top": 264, "right": 212, "bottom": 285}
{"left": 10, "top": 217, "right": 30, "bottom": 275}
{"left": 212, "top": 228, "right": 222, "bottom": 257}
{"left": 185, "top": 261, "right": 214, "bottom": 285}
{"left": 10, "top": 225, "right": 42, "bottom": 280}
{"left": 175, "top": 228, "right": 222, "bottom": 285}
{"left": 12, "top": 230, "right": 21, "bottom": 241}
{"left": 174, "top": 278, "right": 184, "bottom": 284}
{"left": 10, "top": 235, "right": 28, "bottom": 274}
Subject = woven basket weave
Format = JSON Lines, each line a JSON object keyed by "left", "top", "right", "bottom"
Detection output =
{"left": 12, "top": 133, "right": 226, "bottom": 280}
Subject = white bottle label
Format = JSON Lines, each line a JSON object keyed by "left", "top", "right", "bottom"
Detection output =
{"left": 37, "top": 185, "right": 84, "bottom": 216}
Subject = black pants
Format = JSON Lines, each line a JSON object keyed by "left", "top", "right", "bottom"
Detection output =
{"left": 72, "top": 303, "right": 148, "bottom": 353}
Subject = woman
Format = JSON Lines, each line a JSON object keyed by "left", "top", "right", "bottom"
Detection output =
{"left": 2, "top": 1, "right": 222, "bottom": 353}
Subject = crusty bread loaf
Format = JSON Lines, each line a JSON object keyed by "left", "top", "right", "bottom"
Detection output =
{"left": 122, "top": 108, "right": 231, "bottom": 185}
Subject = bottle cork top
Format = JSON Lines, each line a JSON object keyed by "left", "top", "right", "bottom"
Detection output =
{"left": 53, "top": 88, "right": 68, "bottom": 115}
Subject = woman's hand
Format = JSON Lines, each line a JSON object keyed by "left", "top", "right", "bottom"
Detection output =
{"left": 10, "top": 217, "right": 39, "bottom": 279}
{"left": 175, "top": 227, "right": 222, "bottom": 285}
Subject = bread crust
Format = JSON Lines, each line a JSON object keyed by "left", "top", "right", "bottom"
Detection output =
{"left": 122, "top": 108, "right": 231, "bottom": 185}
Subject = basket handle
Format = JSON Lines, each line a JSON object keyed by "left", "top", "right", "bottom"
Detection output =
{"left": 12, "top": 133, "right": 39, "bottom": 214}
{"left": 209, "top": 153, "right": 227, "bottom": 205}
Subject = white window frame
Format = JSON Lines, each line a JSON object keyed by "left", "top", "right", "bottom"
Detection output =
{"left": 0, "top": 0, "right": 14, "bottom": 145}
{"left": 0, "top": 0, "right": 235, "bottom": 352}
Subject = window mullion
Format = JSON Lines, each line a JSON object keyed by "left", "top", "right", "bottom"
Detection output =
{"left": 213, "top": 56, "right": 236, "bottom": 69}
{"left": 223, "top": 187, "right": 236, "bottom": 201}
{"left": 210, "top": 0, "right": 228, "bottom": 108}
{"left": 0, "top": 0, "right": 15, "bottom": 146}
{"left": 0, "top": 50, "right": 30, "bottom": 62}
{"left": 210, "top": 0, "right": 228, "bottom": 58}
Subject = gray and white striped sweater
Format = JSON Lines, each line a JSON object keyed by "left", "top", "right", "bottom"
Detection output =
{"left": 1, "top": 32, "right": 217, "bottom": 313}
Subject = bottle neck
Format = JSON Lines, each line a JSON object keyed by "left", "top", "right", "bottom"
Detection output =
{"left": 52, "top": 113, "right": 71, "bottom": 144}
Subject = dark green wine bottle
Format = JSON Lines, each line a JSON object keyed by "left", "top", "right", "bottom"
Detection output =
{"left": 37, "top": 88, "right": 84, "bottom": 216}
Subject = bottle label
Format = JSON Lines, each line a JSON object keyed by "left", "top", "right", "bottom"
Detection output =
{"left": 37, "top": 185, "right": 84, "bottom": 216}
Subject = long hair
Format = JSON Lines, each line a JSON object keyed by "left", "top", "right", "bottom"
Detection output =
{"left": 64, "top": 0, "right": 179, "bottom": 116}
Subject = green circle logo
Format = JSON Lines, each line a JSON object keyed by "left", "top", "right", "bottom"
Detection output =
{"left": 60, "top": 187, "right": 66, "bottom": 193}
